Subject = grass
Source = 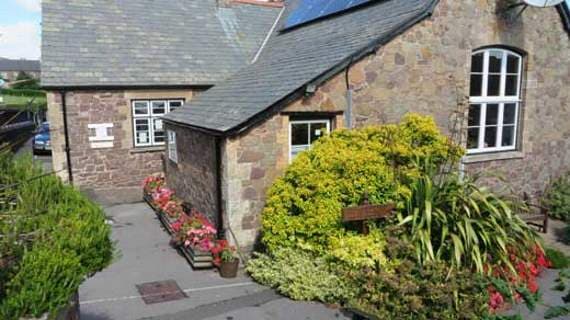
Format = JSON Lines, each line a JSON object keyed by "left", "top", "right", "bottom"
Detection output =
{"left": 0, "top": 94, "right": 46, "bottom": 111}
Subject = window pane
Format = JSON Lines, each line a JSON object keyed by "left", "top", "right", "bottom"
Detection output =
{"left": 291, "top": 145, "right": 309, "bottom": 159}
{"left": 470, "top": 74, "right": 482, "bottom": 96}
{"left": 133, "top": 101, "right": 149, "bottom": 115}
{"left": 135, "top": 119, "right": 150, "bottom": 145}
{"left": 153, "top": 119, "right": 165, "bottom": 144}
{"left": 291, "top": 123, "right": 309, "bottom": 146}
{"left": 310, "top": 123, "right": 328, "bottom": 143}
{"left": 467, "top": 128, "right": 480, "bottom": 149}
{"left": 486, "top": 104, "right": 499, "bottom": 125}
{"left": 507, "top": 54, "right": 519, "bottom": 74}
{"left": 502, "top": 125, "right": 515, "bottom": 147}
{"left": 471, "top": 53, "right": 484, "bottom": 73}
{"left": 488, "top": 51, "right": 503, "bottom": 73}
{"left": 484, "top": 127, "right": 497, "bottom": 148}
{"left": 487, "top": 75, "right": 501, "bottom": 96}
{"left": 505, "top": 75, "right": 519, "bottom": 96}
{"left": 468, "top": 104, "right": 481, "bottom": 126}
{"left": 169, "top": 101, "right": 183, "bottom": 112}
{"left": 503, "top": 103, "right": 517, "bottom": 125}
{"left": 152, "top": 101, "right": 166, "bottom": 115}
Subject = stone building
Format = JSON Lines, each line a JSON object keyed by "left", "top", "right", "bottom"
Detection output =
{"left": 163, "top": 0, "right": 570, "bottom": 249}
{"left": 0, "top": 58, "right": 40, "bottom": 82}
{"left": 41, "top": 0, "right": 281, "bottom": 204}
{"left": 42, "top": 0, "right": 570, "bottom": 249}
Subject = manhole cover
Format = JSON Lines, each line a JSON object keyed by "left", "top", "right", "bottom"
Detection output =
{"left": 136, "top": 280, "right": 187, "bottom": 304}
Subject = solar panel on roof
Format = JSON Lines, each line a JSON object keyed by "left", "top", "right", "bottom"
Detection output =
{"left": 282, "top": 0, "right": 373, "bottom": 31}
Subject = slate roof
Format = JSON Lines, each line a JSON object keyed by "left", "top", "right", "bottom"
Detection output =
{"left": 163, "top": 0, "right": 438, "bottom": 135}
{"left": 41, "top": 0, "right": 280, "bottom": 88}
{"left": 0, "top": 59, "right": 41, "bottom": 72}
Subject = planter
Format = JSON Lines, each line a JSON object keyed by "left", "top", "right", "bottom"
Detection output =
{"left": 219, "top": 258, "right": 239, "bottom": 278}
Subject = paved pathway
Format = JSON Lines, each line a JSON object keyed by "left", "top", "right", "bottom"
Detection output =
{"left": 80, "top": 203, "right": 347, "bottom": 320}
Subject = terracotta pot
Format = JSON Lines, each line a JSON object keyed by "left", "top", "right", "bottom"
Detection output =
{"left": 219, "top": 258, "right": 239, "bottom": 278}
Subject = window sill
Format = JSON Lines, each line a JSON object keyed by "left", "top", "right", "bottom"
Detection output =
{"left": 130, "top": 146, "right": 165, "bottom": 154}
{"left": 462, "top": 151, "right": 524, "bottom": 164}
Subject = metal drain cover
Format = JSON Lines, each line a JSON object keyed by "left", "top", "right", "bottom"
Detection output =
{"left": 136, "top": 280, "right": 187, "bottom": 304}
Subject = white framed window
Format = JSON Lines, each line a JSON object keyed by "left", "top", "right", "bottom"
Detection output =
{"left": 289, "top": 119, "right": 331, "bottom": 160}
{"left": 132, "top": 99, "right": 184, "bottom": 147}
{"left": 467, "top": 48, "right": 523, "bottom": 154}
{"left": 167, "top": 130, "right": 178, "bottom": 163}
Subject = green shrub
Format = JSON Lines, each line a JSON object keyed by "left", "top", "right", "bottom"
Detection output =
{"left": 0, "top": 152, "right": 113, "bottom": 319}
{"left": 545, "top": 173, "right": 570, "bottom": 221}
{"left": 247, "top": 248, "right": 355, "bottom": 303}
{"left": 261, "top": 114, "right": 462, "bottom": 263}
{"left": 546, "top": 247, "right": 570, "bottom": 269}
{"left": 398, "top": 167, "right": 539, "bottom": 273}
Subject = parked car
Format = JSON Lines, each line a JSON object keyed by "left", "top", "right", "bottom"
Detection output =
{"left": 32, "top": 122, "right": 51, "bottom": 154}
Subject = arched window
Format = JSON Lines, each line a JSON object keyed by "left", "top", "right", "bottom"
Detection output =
{"left": 467, "top": 48, "right": 523, "bottom": 153}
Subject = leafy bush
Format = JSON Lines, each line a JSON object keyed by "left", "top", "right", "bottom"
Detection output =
{"left": 546, "top": 247, "right": 570, "bottom": 269}
{"left": 398, "top": 167, "right": 539, "bottom": 273}
{"left": 0, "top": 152, "right": 113, "bottom": 319}
{"left": 545, "top": 173, "right": 570, "bottom": 221}
{"left": 261, "top": 114, "right": 462, "bottom": 263}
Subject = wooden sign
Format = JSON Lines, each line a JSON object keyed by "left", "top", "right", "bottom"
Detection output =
{"left": 342, "top": 203, "right": 395, "bottom": 222}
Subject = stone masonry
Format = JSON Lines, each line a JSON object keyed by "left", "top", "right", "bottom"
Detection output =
{"left": 47, "top": 89, "right": 198, "bottom": 204}
{"left": 212, "top": 0, "right": 570, "bottom": 249}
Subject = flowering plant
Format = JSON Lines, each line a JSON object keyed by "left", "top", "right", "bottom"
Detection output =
{"left": 171, "top": 209, "right": 217, "bottom": 252}
{"left": 210, "top": 239, "right": 237, "bottom": 267}
{"left": 143, "top": 173, "right": 165, "bottom": 194}
{"left": 161, "top": 198, "right": 184, "bottom": 219}
{"left": 152, "top": 187, "right": 174, "bottom": 209}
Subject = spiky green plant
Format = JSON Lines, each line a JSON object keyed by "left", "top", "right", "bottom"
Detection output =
{"left": 397, "top": 160, "right": 539, "bottom": 273}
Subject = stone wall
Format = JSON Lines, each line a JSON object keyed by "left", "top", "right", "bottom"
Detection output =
{"left": 164, "top": 124, "right": 219, "bottom": 224}
{"left": 47, "top": 89, "right": 198, "bottom": 204}
{"left": 221, "top": 0, "right": 570, "bottom": 248}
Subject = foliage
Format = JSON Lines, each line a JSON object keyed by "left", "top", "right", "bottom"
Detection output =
{"left": 0, "top": 88, "right": 45, "bottom": 97}
{"left": 261, "top": 114, "right": 462, "bottom": 264}
{"left": 170, "top": 209, "right": 217, "bottom": 252}
{"left": 544, "top": 172, "right": 570, "bottom": 221}
{"left": 546, "top": 247, "right": 570, "bottom": 269}
{"left": 247, "top": 248, "right": 356, "bottom": 303}
{"left": 544, "top": 304, "right": 570, "bottom": 319}
{"left": 210, "top": 240, "right": 237, "bottom": 266}
{"left": 0, "top": 152, "right": 113, "bottom": 319}
{"left": 397, "top": 165, "right": 540, "bottom": 274}
{"left": 11, "top": 74, "right": 40, "bottom": 90}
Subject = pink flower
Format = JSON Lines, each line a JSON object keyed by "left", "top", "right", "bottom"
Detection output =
{"left": 489, "top": 292, "right": 504, "bottom": 310}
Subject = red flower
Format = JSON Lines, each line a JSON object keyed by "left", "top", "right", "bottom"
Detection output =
{"left": 489, "top": 292, "right": 504, "bottom": 310}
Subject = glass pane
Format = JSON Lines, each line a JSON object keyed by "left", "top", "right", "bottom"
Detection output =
{"left": 135, "top": 119, "right": 150, "bottom": 144}
{"left": 502, "top": 126, "right": 515, "bottom": 147}
{"left": 467, "top": 128, "right": 480, "bottom": 149}
{"left": 291, "top": 145, "right": 308, "bottom": 159}
{"left": 503, "top": 103, "right": 517, "bottom": 125}
{"left": 153, "top": 119, "right": 164, "bottom": 144}
{"left": 507, "top": 54, "right": 519, "bottom": 74}
{"left": 488, "top": 51, "right": 503, "bottom": 73}
{"left": 468, "top": 104, "right": 481, "bottom": 126}
{"left": 310, "top": 122, "right": 328, "bottom": 143}
{"left": 471, "top": 53, "right": 484, "bottom": 73}
{"left": 484, "top": 127, "right": 497, "bottom": 148}
{"left": 487, "top": 75, "right": 501, "bottom": 96}
{"left": 133, "top": 102, "right": 149, "bottom": 115}
{"left": 470, "top": 74, "right": 482, "bottom": 96}
{"left": 505, "top": 75, "right": 518, "bottom": 96}
{"left": 291, "top": 123, "right": 309, "bottom": 146}
{"left": 486, "top": 104, "right": 499, "bottom": 125}
{"left": 152, "top": 101, "right": 166, "bottom": 115}
{"left": 169, "top": 101, "right": 183, "bottom": 112}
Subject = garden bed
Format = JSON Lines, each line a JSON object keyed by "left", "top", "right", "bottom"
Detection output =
{"left": 143, "top": 189, "right": 214, "bottom": 269}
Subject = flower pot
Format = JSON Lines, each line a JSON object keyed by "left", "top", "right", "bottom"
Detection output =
{"left": 219, "top": 258, "right": 239, "bottom": 278}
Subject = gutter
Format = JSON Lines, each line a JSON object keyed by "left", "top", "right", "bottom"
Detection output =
{"left": 215, "top": 136, "right": 225, "bottom": 238}
{"left": 60, "top": 91, "right": 74, "bottom": 185}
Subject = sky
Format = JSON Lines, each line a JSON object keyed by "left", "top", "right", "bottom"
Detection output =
{"left": 0, "top": 0, "right": 41, "bottom": 60}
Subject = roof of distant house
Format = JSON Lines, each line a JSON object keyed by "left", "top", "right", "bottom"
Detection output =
{"left": 0, "top": 59, "right": 41, "bottom": 72}
{"left": 164, "top": 0, "right": 438, "bottom": 135}
{"left": 41, "top": 0, "right": 281, "bottom": 88}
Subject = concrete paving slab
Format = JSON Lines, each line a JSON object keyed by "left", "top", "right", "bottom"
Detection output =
{"left": 79, "top": 203, "right": 267, "bottom": 320}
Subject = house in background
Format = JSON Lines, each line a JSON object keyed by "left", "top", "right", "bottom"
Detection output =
{"left": 0, "top": 58, "right": 41, "bottom": 82}
{"left": 162, "top": 0, "right": 570, "bottom": 249}
{"left": 41, "top": 0, "right": 281, "bottom": 204}
{"left": 42, "top": 0, "right": 570, "bottom": 250}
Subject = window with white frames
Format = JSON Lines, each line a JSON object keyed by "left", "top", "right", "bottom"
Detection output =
{"left": 132, "top": 99, "right": 184, "bottom": 147}
{"left": 289, "top": 119, "right": 331, "bottom": 160}
{"left": 167, "top": 130, "right": 178, "bottom": 163}
{"left": 467, "top": 48, "right": 523, "bottom": 154}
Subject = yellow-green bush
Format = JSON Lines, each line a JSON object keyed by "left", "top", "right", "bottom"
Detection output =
{"left": 261, "top": 114, "right": 463, "bottom": 266}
